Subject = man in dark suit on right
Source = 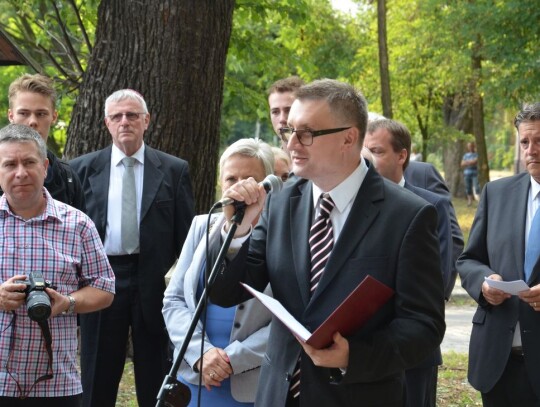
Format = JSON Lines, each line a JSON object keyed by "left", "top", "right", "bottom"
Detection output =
{"left": 457, "top": 102, "right": 540, "bottom": 406}
{"left": 364, "top": 118, "right": 452, "bottom": 407}
{"left": 405, "top": 160, "right": 464, "bottom": 298}
{"left": 369, "top": 112, "right": 464, "bottom": 297}
{"left": 209, "top": 79, "right": 445, "bottom": 406}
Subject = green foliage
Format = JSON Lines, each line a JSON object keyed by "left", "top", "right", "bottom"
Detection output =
{"left": 222, "top": 0, "right": 366, "bottom": 146}
{"left": 1, "top": 0, "right": 537, "bottom": 166}
{"left": 0, "top": 0, "right": 98, "bottom": 154}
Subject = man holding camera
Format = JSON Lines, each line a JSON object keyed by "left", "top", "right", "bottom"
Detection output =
{"left": 0, "top": 124, "right": 115, "bottom": 406}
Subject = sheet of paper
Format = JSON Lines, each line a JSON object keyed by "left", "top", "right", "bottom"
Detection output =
{"left": 484, "top": 277, "right": 529, "bottom": 295}
{"left": 241, "top": 283, "right": 312, "bottom": 342}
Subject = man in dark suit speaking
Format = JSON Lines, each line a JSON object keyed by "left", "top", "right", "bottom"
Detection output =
{"left": 457, "top": 102, "right": 540, "bottom": 406}
{"left": 70, "top": 89, "right": 195, "bottom": 407}
{"left": 209, "top": 79, "right": 445, "bottom": 406}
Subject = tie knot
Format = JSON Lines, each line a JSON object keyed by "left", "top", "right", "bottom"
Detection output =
{"left": 122, "top": 156, "right": 136, "bottom": 168}
{"left": 318, "top": 194, "right": 334, "bottom": 218}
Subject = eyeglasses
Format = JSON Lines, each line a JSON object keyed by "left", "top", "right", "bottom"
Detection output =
{"left": 279, "top": 126, "right": 351, "bottom": 146}
{"left": 106, "top": 112, "right": 146, "bottom": 123}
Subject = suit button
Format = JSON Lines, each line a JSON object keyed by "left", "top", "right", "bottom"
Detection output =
{"left": 234, "top": 322, "right": 241, "bottom": 329}
{"left": 238, "top": 304, "right": 245, "bottom": 310}
{"left": 285, "top": 373, "right": 291, "bottom": 382}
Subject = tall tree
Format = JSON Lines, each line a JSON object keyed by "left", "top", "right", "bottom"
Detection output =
{"left": 470, "top": 34, "right": 489, "bottom": 187}
{"left": 376, "top": 0, "right": 393, "bottom": 118}
{"left": 63, "top": 1, "right": 235, "bottom": 214}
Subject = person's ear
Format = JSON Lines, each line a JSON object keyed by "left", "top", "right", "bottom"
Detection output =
{"left": 342, "top": 127, "right": 358, "bottom": 151}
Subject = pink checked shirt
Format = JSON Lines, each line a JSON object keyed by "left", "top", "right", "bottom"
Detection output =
{"left": 0, "top": 188, "right": 115, "bottom": 398}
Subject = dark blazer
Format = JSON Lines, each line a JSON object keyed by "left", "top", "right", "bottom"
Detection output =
{"left": 457, "top": 172, "right": 540, "bottom": 398}
{"left": 405, "top": 182, "right": 453, "bottom": 300}
{"left": 70, "top": 144, "right": 195, "bottom": 332}
{"left": 405, "top": 160, "right": 464, "bottom": 296}
{"left": 210, "top": 166, "right": 446, "bottom": 407}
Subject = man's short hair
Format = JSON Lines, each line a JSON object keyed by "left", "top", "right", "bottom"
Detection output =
{"left": 267, "top": 76, "right": 305, "bottom": 96}
{"left": 367, "top": 118, "right": 411, "bottom": 170}
{"left": 104, "top": 89, "right": 149, "bottom": 116}
{"left": 0, "top": 124, "right": 48, "bottom": 160}
{"left": 219, "top": 138, "right": 275, "bottom": 178}
{"left": 8, "top": 74, "right": 57, "bottom": 110}
{"left": 514, "top": 102, "right": 540, "bottom": 130}
{"left": 295, "top": 79, "right": 368, "bottom": 142}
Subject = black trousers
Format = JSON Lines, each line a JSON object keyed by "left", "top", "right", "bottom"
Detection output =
{"left": 80, "top": 255, "right": 170, "bottom": 407}
{"left": 0, "top": 394, "right": 81, "bottom": 407}
{"left": 482, "top": 353, "right": 540, "bottom": 407}
{"left": 404, "top": 365, "right": 438, "bottom": 407}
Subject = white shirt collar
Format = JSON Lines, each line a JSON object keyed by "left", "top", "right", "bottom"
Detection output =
{"left": 312, "top": 158, "right": 368, "bottom": 213}
{"left": 112, "top": 143, "right": 145, "bottom": 167}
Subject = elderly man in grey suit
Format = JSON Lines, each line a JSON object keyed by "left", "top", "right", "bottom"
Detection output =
{"left": 208, "top": 79, "right": 445, "bottom": 407}
{"left": 70, "top": 89, "right": 195, "bottom": 407}
{"left": 457, "top": 102, "right": 540, "bottom": 406}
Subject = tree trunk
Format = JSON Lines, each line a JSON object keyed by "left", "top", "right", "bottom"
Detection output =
{"left": 64, "top": 0, "right": 236, "bottom": 214}
{"left": 470, "top": 36, "right": 490, "bottom": 187}
{"left": 442, "top": 94, "right": 473, "bottom": 198}
{"left": 377, "top": 0, "right": 393, "bottom": 118}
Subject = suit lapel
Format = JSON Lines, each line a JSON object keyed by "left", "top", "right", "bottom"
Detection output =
{"left": 309, "top": 167, "right": 383, "bottom": 306}
{"left": 88, "top": 147, "right": 112, "bottom": 237}
{"left": 290, "top": 181, "right": 313, "bottom": 307}
{"left": 140, "top": 146, "right": 164, "bottom": 222}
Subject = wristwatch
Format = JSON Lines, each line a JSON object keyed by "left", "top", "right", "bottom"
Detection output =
{"left": 62, "top": 294, "right": 76, "bottom": 315}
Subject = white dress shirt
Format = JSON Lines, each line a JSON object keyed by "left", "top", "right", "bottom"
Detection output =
{"left": 104, "top": 144, "right": 145, "bottom": 255}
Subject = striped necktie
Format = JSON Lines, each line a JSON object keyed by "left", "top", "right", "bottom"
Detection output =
{"left": 290, "top": 193, "right": 335, "bottom": 399}
{"left": 309, "top": 193, "right": 335, "bottom": 294}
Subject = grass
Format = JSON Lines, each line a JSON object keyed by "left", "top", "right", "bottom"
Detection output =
{"left": 438, "top": 352, "right": 482, "bottom": 406}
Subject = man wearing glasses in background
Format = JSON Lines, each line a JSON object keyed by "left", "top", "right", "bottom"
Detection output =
{"left": 70, "top": 89, "right": 195, "bottom": 407}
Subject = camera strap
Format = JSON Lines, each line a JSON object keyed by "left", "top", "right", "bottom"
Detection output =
{"left": 6, "top": 312, "right": 54, "bottom": 398}
{"left": 36, "top": 319, "right": 54, "bottom": 383}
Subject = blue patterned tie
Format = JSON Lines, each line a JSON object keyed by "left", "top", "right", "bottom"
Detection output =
{"left": 524, "top": 207, "right": 540, "bottom": 281}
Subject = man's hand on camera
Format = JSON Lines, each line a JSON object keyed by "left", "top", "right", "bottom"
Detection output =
{"left": 0, "top": 275, "right": 28, "bottom": 311}
{"left": 45, "top": 288, "right": 72, "bottom": 317}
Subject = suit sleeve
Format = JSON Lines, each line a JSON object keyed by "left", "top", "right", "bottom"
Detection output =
{"left": 435, "top": 196, "right": 456, "bottom": 299}
{"left": 174, "top": 161, "right": 196, "bottom": 259}
{"left": 457, "top": 186, "right": 494, "bottom": 304}
{"left": 163, "top": 216, "right": 215, "bottom": 381}
{"left": 344, "top": 203, "right": 446, "bottom": 383}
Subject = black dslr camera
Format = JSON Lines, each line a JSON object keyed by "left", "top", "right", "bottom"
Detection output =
{"left": 15, "top": 271, "right": 53, "bottom": 322}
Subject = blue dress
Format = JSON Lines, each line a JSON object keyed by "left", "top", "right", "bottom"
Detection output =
{"left": 179, "top": 269, "right": 255, "bottom": 406}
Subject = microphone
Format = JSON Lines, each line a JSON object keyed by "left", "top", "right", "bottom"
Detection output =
{"left": 216, "top": 174, "right": 283, "bottom": 208}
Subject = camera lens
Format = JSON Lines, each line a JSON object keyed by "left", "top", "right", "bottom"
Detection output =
{"left": 26, "top": 291, "right": 52, "bottom": 322}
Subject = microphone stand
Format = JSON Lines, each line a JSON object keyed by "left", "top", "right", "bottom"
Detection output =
{"left": 156, "top": 207, "right": 246, "bottom": 407}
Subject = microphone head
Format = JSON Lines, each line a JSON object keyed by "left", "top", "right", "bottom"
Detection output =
{"left": 261, "top": 174, "right": 283, "bottom": 194}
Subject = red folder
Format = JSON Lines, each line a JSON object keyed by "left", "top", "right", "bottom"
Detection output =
{"left": 242, "top": 275, "right": 394, "bottom": 349}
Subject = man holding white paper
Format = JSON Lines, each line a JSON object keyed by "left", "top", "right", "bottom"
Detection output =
{"left": 209, "top": 79, "right": 445, "bottom": 407}
{"left": 457, "top": 102, "right": 540, "bottom": 406}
